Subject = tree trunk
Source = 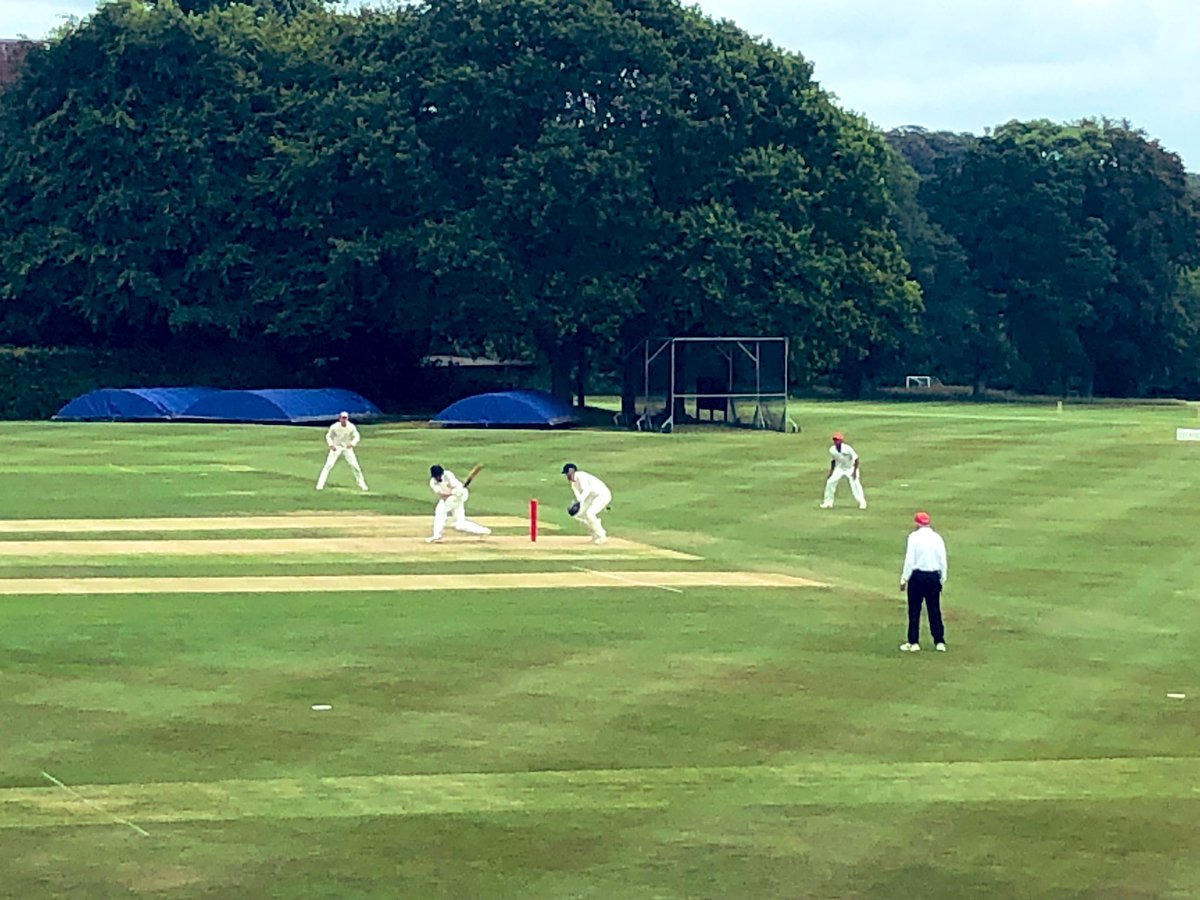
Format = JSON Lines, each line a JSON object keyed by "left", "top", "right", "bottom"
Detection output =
{"left": 549, "top": 345, "right": 572, "bottom": 402}
{"left": 621, "top": 343, "right": 639, "bottom": 426}
{"left": 574, "top": 347, "right": 587, "bottom": 410}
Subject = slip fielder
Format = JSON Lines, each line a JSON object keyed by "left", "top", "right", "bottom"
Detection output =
{"left": 316, "top": 411, "right": 369, "bottom": 492}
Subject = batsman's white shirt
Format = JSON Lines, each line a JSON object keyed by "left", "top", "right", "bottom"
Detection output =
{"left": 430, "top": 470, "right": 467, "bottom": 499}
{"left": 570, "top": 471, "right": 611, "bottom": 505}
{"left": 902, "top": 526, "right": 948, "bottom": 584}
{"left": 326, "top": 421, "right": 360, "bottom": 449}
{"left": 829, "top": 442, "right": 858, "bottom": 471}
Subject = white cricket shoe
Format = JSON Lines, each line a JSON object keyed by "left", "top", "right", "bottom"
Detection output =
{"left": 900, "top": 643, "right": 920, "bottom": 652}
{"left": 858, "top": 502, "right": 867, "bottom": 510}
{"left": 819, "top": 502, "right": 833, "bottom": 509}
{"left": 935, "top": 643, "right": 947, "bottom": 652}
{"left": 425, "top": 536, "right": 441, "bottom": 543}
{"left": 591, "top": 535, "right": 608, "bottom": 545}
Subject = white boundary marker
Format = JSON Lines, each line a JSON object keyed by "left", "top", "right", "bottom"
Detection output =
{"left": 570, "top": 565, "right": 684, "bottom": 594}
{"left": 41, "top": 770, "right": 150, "bottom": 837}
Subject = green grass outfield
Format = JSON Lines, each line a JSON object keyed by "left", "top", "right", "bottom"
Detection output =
{"left": 1, "top": 400, "right": 1199, "bottom": 898}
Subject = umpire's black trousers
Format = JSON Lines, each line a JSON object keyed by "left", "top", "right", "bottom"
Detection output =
{"left": 907, "top": 570, "right": 945, "bottom": 645}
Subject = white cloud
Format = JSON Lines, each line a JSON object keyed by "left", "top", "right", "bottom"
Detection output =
{"left": 3, "top": 0, "right": 1198, "bottom": 167}
{"left": 695, "top": 0, "right": 1200, "bottom": 168}
{"left": 1, "top": 0, "right": 94, "bottom": 39}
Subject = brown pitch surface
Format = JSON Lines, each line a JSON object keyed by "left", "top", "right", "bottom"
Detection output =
{"left": 0, "top": 571, "right": 827, "bottom": 595}
{"left": 0, "top": 514, "right": 537, "bottom": 535}
{"left": 0, "top": 535, "right": 696, "bottom": 560}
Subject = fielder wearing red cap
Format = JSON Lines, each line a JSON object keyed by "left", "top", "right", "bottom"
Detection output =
{"left": 820, "top": 432, "right": 867, "bottom": 510}
{"left": 899, "top": 511, "right": 948, "bottom": 652}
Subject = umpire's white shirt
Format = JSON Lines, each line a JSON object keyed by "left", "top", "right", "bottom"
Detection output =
{"left": 570, "top": 471, "right": 611, "bottom": 505}
{"left": 326, "top": 421, "right": 360, "bottom": 449}
{"left": 830, "top": 442, "right": 858, "bottom": 471}
{"left": 902, "top": 526, "right": 948, "bottom": 584}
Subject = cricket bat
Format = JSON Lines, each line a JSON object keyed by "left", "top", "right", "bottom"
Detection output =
{"left": 463, "top": 463, "right": 484, "bottom": 487}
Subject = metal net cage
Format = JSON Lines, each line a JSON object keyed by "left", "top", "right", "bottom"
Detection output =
{"left": 637, "top": 337, "right": 790, "bottom": 432}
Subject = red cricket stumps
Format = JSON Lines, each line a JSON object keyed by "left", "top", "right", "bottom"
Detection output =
{"left": 530, "top": 498, "right": 538, "bottom": 542}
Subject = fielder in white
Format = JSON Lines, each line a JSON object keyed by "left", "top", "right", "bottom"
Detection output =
{"left": 562, "top": 462, "right": 612, "bottom": 544}
{"left": 821, "top": 431, "right": 866, "bottom": 509}
{"left": 315, "top": 411, "right": 368, "bottom": 491}
{"left": 426, "top": 465, "right": 491, "bottom": 542}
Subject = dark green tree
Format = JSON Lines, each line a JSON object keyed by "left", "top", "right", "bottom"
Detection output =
{"left": 927, "top": 122, "right": 1114, "bottom": 395}
{"left": 882, "top": 136, "right": 1014, "bottom": 394}
{"left": 1075, "top": 122, "right": 1200, "bottom": 395}
{"left": 925, "top": 119, "right": 1200, "bottom": 397}
{"left": 0, "top": 0, "right": 285, "bottom": 348}
{"left": 408, "top": 0, "right": 919, "bottom": 402}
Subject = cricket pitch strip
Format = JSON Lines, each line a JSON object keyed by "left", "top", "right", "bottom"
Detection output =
{"left": 0, "top": 513, "right": 540, "bottom": 536}
{"left": 0, "top": 513, "right": 828, "bottom": 595}
{"left": 0, "top": 571, "right": 826, "bottom": 595}
{"left": 0, "top": 535, "right": 696, "bottom": 561}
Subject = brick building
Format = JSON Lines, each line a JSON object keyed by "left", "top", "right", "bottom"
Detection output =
{"left": 0, "top": 39, "right": 33, "bottom": 87}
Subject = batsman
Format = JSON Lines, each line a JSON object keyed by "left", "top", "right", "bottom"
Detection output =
{"left": 562, "top": 463, "right": 612, "bottom": 544}
{"left": 426, "top": 464, "right": 491, "bottom": 543}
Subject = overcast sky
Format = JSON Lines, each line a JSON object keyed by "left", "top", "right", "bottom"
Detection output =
{"left": 3, "top": 0, "right": 1197, "bottom": 170}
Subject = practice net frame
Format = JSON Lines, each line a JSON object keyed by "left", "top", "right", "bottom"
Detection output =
{"left": 636, "top": 337, "right": 791, "bottom": 432}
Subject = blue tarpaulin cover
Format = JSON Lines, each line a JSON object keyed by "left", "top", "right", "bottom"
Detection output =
{"left": 432, "top": 389, "right": 579, "bottom": 428}
{"left": 53, "top": 387, "right": 221, "bottom": 421}
{"left": 179, "top": 388, "right": 381, "bottom": 424}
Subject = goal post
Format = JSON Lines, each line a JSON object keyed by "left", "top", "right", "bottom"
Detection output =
{"left": 637, "top": 337, "right": 790, "bottom": 432}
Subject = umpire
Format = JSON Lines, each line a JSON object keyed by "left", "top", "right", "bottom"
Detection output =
{"left": 899, "top": 511, "right": 949, "bottom": 653}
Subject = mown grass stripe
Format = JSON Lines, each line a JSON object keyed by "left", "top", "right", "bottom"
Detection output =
{"left": 4, "top": 757, "right": 1197, "bottom": 830}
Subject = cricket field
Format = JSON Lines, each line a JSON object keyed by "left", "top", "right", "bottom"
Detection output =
{"left": 1, "top": 399, "right": 1199, "bottom": 898}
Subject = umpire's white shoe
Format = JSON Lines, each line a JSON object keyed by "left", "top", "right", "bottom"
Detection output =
{"left": 935, "top": 643, "right": 947, "bottom": 652}
{"left": 900, "top": 643, "right": 920, "bottom": 652}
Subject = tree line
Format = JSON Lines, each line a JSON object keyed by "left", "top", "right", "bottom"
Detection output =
{"left": 888, "top": 122, "right": 1200, "bottom": 397}
{"left": 1, "top": 0, "right": 1197, "bottom": 409}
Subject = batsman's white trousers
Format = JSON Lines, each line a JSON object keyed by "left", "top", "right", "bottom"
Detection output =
{"left": 316, "top": 447, "right": 368, "bottom": 491}
{"left": 577, "top": 490, "right": 612, "bottom": 540}
{"left": 432, "top": 491, "right": 491, "bottom": 539}
{"left": 823, "top": 470, "right": 865, "bottom": 507}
